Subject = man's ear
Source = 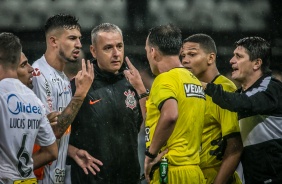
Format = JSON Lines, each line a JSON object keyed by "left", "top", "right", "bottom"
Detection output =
{"left": 151, "top": 47, "right": 161, "bottom": 61}
{"left": 49, "top": 36, "right": 57, "bottom": 48}
{"left": 253, "top": 58, "right": 262, "bottom": 70}
{"left": 207, "top": 52, "right": 216, "bottom": 65}
{"left": 90, "top": 45, "right": 96, "bottom": 59}
{"left": 151, "top": 47, "right": 155, "bottom": 57}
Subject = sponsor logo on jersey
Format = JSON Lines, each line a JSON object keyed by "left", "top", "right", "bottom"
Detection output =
{"left": 145, "top": 126, "right": 150, "bottom": 142}
{"left": 184, "top": 83, "right": 205, "bottom": 99}
{"left": 32, "top": 68, "right": 41, "bottom": 76}
{"left": 47, "top": 96, "right": 53, "bottom": 111}
{"left": 52, "top": 78, "right": 60, "bottom": 83}
{"left": 89, "top": 99, "right": 101, "bottom": 105}
{"left": 7, "top": 94, "right": 42, "bottom": 115}
{"left": 59, "top": 91, "right": 70, "bottom": 96}
{"left": 45, "top": 79, "right": 51, "bottom": 97}
{"left": 58, "top": 107, "right": 65, "bottom": 112}
{"left": 124, "top": 89, "right": 137, "bottom": 110}
{"left": 54, "top": 168, "right": 65, "bottom": 183}
{"left": 59, "top": 87, "right": 71, "bottom": 97}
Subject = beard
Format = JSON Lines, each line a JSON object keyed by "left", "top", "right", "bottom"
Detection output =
{"left": 59, "top": 49, "right": 78, "bottom": 63}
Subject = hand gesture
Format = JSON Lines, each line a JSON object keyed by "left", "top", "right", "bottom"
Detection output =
{"left": 123, "top": 57, "right": 146, "bottom": 93}
{"left": 201, "top": 81, "right": 207, "bottom": 90}
{"left": 73, "top": 149, "right": 103, "bottom": 175}
{"left": 74, "top": 59, "right": 94, "bottom": 98}
{"left": 144, "top": 149, "right": 168, "bottom": 183}
{"left": 47, "top": 111, "right": 61, "bottom": 127}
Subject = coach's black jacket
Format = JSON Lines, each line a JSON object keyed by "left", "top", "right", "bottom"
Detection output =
{"left": 69, "top": 60, "right": 143, "bottom": 184}
{"left": 205, "top": 73, "right": 282, "bottom": 184}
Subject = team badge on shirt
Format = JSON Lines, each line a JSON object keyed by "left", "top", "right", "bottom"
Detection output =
{"left": 124, "top": 89, "right": 137, "bottom": 110}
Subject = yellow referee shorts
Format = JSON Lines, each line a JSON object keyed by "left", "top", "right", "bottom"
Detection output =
{"left": 150, "top": 165, "right": 206, "bottom": 184}
{"left": 202, "top": 167, "right": 242, "bottom": 184}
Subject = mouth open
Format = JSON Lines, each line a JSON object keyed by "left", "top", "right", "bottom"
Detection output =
{"left": 232, "top": 66, "right": 238, "bottom": 71}
{"left": 73, "top": 50, "right": 80, "bottom": 58}
{"left": 232, "top": 68, "right": 239, "bottom": 75}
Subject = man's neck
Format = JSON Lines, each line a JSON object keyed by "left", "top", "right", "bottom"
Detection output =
{"left": 158, "top": 56, "right": 183, "bottom": 74}
{"left": 241, "top": 71, "right": 264, "bottom": 91}
{"left": 197, "top": 67, "right": 219, "bottom": 83}
{"left": 0, "top": 68, "right": 18, "bottom": 80}
{"left": 44, "top": 51, "right": 65, "bottom": 72}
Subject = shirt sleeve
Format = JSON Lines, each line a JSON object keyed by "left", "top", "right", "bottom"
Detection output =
{"left": 35, "top": 102, "right": 56, "bottom": 146}
{"left": 205, "top": 83, "right": 279, "bottom": 114}
{"left": 151, "top": 74, "right": 177, "bottom": 110}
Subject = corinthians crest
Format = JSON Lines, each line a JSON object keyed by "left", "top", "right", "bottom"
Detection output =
{"left": 124, "top": 89, "right": 137, "bottom": 110}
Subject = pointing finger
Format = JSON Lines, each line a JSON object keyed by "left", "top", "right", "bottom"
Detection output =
{"left": 88, "top": 60, "right": 94, "bottom": 79}
{"left": 125, "top": 56, "right": 136, "bottom": 70}
{"left": 81, "top": 58, "right": 86, "bottom": 73}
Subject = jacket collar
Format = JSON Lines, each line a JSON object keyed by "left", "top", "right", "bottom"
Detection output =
{"left": 92, "top": 59, "right": 126, "bottom": 82}
{"left": 237, "top": 72, "right": 272, "bottom": 93}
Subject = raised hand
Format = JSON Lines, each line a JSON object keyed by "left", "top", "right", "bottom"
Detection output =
{"left": 54, "top": 59, "right": 94, "bottom": 138}
{"left": 74, "top": 59, "right": 94, "bottom": 99}
{"left": 123, "top": 56, "right": 146, "bottom": 94}
{"left": 47, "top": 111, "right": 61, "bottom": 127}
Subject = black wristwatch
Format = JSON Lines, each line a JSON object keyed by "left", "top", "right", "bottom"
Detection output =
{"left": 145, "top": 148, "right": 157, "bottom": 159}
{"left": 138, "top": 89, "right": 149, "bottom": 100}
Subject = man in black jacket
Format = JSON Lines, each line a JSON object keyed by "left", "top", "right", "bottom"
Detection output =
{"left": 202, "top": 37, "right": 282, "bottom": 184}
{"left": 68, "top": 23, "right": 146, "bottom": 184}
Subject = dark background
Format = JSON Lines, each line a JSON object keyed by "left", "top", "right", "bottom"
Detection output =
{"left": 1, "top": 0, "right": 281, "bottom": 75}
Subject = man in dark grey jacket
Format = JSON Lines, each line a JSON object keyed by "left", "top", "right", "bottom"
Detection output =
{"left": 202, "top": 37, "right": 282, "bottom": 184}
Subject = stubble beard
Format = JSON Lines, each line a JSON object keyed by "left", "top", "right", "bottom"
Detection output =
{"left": 59, "top": 49, "right": 78, "bottom": 63}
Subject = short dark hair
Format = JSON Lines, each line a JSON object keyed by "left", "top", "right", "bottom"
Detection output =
{"left": 235, "top": 37, "right": 271, "bottom": 73}
{"left": 148, "top": 24, "right": 182, "bottom": 56}
{"left": 91, "top": 23, "right": 122, "bottom": 45}
{"left": 45, "top": 13, "right": 81, "bottom": 35}
{"left": 0, "top": 32, "right": 22, "bottom": 69}
{"left": 183, "top": 33, "right": 217, "bottom": 55}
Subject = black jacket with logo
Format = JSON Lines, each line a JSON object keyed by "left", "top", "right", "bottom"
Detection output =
{"left": 69, "top": 60, "right": 143, "bottom": 184}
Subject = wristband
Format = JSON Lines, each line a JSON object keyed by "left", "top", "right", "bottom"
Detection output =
{"left": 138, "top": 89, "right": 149, "bottom": 100}
{"left": 145, "top": 148, "right": 157, "bottom": 159}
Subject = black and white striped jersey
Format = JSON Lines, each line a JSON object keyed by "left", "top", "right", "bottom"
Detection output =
{"left": 205, "top": 73, "right": 282, "bottom": 184}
